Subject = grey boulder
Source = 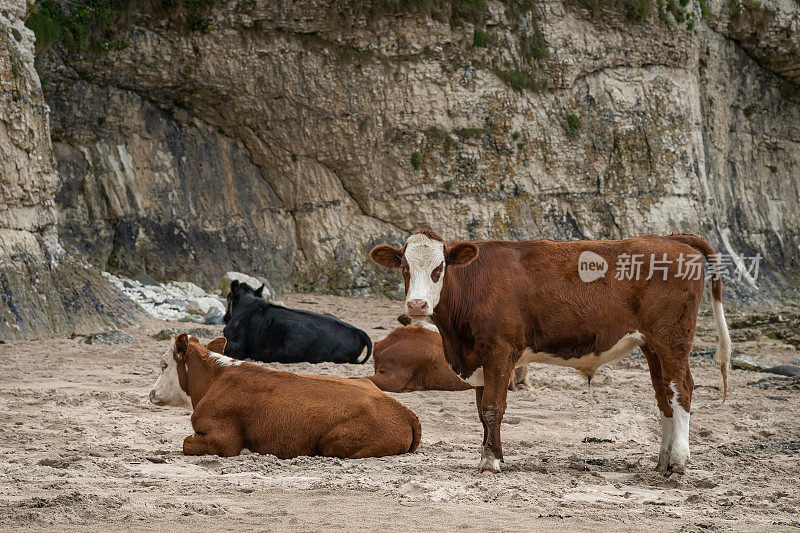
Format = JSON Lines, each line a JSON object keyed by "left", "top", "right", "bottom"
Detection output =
{"left": 83, "top": 330, "right": 136, "bottom": 345}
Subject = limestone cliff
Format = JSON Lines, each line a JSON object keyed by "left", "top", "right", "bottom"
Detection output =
{"left": 0, "top": 0, "right": 143, "bottom": 339}
{"left": 34, "top": 0, "right": 800, "bottom": 300}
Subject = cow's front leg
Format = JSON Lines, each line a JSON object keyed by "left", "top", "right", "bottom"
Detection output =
{"left": 477, "top": 356, "right": 514, "bottom": 474}
{"left": 183, "top": 434, "right": 213, "bottom": 455}
{"left": 183, "top": 419, "right": 243, "bottom": 457}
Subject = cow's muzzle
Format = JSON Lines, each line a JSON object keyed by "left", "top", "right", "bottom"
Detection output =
{"left": 406, "top": 299, "right": 430, "bottom": 317}
{"left": 149, "top": 389, "right": 163, "bottom": 405}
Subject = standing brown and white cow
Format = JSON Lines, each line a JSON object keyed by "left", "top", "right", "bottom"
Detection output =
{"left": 371, "top": 230, "right": 731, "bottom": 475}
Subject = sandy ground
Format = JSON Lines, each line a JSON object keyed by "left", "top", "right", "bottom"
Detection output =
{"left": 1, "top": 293, "right": 799, "bottom": 532}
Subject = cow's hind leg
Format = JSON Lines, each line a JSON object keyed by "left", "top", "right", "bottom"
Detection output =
{"left": 666, "top": 359, "right": 693, "bottom": 475}
{"left": 642, "top": 345, "right": 673, "bottom": 473}
{"left": 509, "top": 365, "right": 533, "bottom": 391}
{"left": 318, "top": 416, "right": 413, "bottom": 459}
{"left": 475, "top": 386, "right": 488, "bottom": 463}
{"left": 643, "top": 341, "right": 693, "bottom": 475}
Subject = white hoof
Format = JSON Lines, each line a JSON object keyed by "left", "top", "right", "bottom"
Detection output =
{"left": 477, "top": 446, "right": 501, "bottom": 474}
{"left": 666, "top": 449, "right": 688, "bottom": 476}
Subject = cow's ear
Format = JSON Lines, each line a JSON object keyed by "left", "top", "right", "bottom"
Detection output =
{"left": 397, "top": 314, "right": 412, "bottom": 326}
{"left": 229, "top": 280, "right": 239, "bottom": 293}
{"left": 446, "top": 242, "right": 478, "bottom": 267}
{"left": 255, "top": 284, "right": 264, "bottom": 298}
{"left": 370, "top": 245, "right": 403, "bottom": 269}
{"left": 174, "top": 333, "right": 190, "bottom": 360}
{"left": 206, "top": 337, "right": 227, "bottom": 353}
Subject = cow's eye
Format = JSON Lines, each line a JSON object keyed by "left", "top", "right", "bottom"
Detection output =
{"left": 161, "top": 362, "right": 167, "bottom": 370}
{"left": 431, "top": 263, "right": 444, "bottom": 282}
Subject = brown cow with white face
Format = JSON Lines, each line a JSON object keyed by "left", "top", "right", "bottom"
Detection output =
{"left": 149, "top": 334, "right": 421, "bottom": 459}
{"left": 371, "top": 230, "right": 731, "bottom": 475}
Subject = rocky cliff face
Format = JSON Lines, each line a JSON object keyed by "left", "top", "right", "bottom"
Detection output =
{"left": 36, "top": 0, "right": 800, "bottom": 300}
{"left": 0, "top": 1, "right": 143, "bottom": 339}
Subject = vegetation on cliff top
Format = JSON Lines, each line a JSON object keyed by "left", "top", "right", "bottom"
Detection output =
{"left": 25, "top": 0, "right": 736, "bottom": 59}
{"left": 337, "top": 0, "right": 711, "bottom": 28}
{"left": 578, "top": 0, "right": 711, "bottom": 29}
{"left": 25, "top": 0, "right": 218, "bottom": 55}
{"left": 335, "top": 0, "right": 487, "bottom": 27}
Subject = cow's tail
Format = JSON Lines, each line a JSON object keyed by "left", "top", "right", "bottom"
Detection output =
{"left": 353, "top": 330, "right": 372, "bottom": 364}
{"left": 667, "top": 233, "right": 732, "bottom": 401}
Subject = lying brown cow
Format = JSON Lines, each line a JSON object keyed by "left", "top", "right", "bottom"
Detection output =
{"left": 371, "top": 230, "right": 731, "bottom": 476}
{"left": 368, "top": 316, "right": 532, "bottom": 393}
{"left": 368, "top": 321, "right": 471, "bottom": 392}
{"left": 149, "top": 334, "right": 421, "bottom": 458}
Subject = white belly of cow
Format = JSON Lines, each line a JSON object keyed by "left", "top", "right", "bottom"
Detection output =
{"left": 464, "top": 331, "right": 645, "bottom": 387}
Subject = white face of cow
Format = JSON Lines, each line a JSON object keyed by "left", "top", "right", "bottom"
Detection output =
{"left": 403, "top": 233, "right": 447, "bottom": 317}
{"left": 371, "top": 231, "right": 479, "bottom": 319}
{"left": 149, "top": 339, "right": 192, "bottom": 409}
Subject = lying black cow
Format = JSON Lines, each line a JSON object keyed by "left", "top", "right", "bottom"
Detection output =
{"left": 222, "top": 281, "right": 372, "bottom": 364}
